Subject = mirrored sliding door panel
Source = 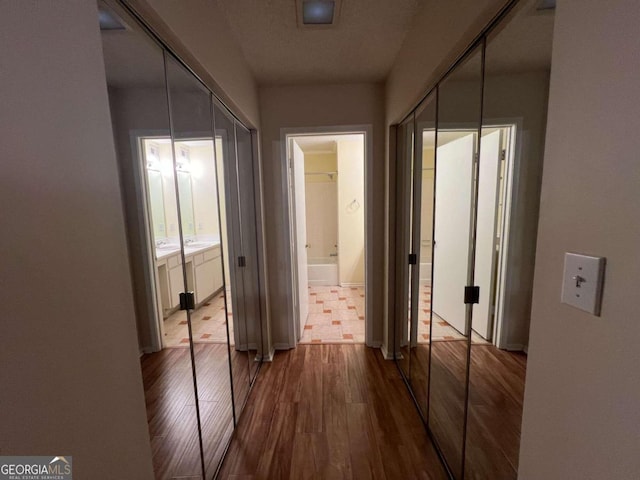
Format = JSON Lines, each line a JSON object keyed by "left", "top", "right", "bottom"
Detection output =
{"left": 396, "top": 113, "right": 415, "bottom": 379}
{"left": 213, "top": 99, "right": 251, "bottom": 415}
{"left": 99, "top": 3, "right": 204, "bottom": 477}
{"left": 235, "top": 123, "right": 263, "bottom": 381}
{"left": 428, "top": 44, "right": 484, "bottom": 479}
{"left": 464, "top": 0, "right": 552, "bottom": 477}
{"left": 409, "top": 90, "right": 437, "bottom": 418}
{"left": 165, "top": 54, "right": 235, "bottom": 478}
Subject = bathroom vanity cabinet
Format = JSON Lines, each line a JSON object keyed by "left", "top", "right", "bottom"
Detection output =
{"left": 156, "top": 243, "right": 223, "bottom": 315}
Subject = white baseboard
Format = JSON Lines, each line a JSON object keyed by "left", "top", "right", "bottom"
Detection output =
{"left": 273, "top": 342, "right": 293, "bottom": 350}
{"left": 339, "top": 282, "right": 365, "bottom": 287}
{"left": 523, "top": 344, "right": 529, "bottom": 354}
{"left": 366, "top": 340, "right": 382, "bottom": 349}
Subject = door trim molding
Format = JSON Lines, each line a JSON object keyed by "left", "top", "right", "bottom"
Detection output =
{"left": 280, "top": 125, "right": 374, "bottom": 349}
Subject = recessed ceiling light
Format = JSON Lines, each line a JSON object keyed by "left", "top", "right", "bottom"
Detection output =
{"left": 536, "top": 0, "right": 556, "bottom": 11}
{"left": 303, "top": 0, "right": 335, "bottom": 25}
{"left": 98, "top": 6, "right": 126, "bottom": 31}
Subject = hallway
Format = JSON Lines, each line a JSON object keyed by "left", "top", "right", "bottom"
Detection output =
{"left": 217, "top": 345, "right": 447, "bottom": 479}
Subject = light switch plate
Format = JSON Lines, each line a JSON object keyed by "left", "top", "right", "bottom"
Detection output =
{"left": 561, "top": 253, "right": 606, "bottom": 316}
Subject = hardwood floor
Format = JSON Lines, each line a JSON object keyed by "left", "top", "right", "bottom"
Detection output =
{"left": 427, "top": 340, "right": 527, "bottom": 479}
{"left": 217, "top": 344, "right": 447, "bottom": 480}
{"left": 465, "top": 345, "right": 527, "bottom": 480}
{"left": 141, "top": 343, "right": 241, "bottom": 480}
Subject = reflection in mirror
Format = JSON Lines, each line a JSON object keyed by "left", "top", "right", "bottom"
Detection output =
{"left": 214, "top": 100, "right": 251, "bottom": 415}
{"left": 235, "top": 123, "right": 263, "bottom": 381}
{"left": 98, "top": 2, "right": 205, "bottom": 477}
{"left": 428, "top": 44, "right": 483, "bottom": 479}
{"left": 409, "top": 90, "right": 437, "bottom": 418}
{"left": 144, "top": 146, "right": 167, "bottom": 240}
{"left": 465, "top": 1, "right": 554, "bottom": 478}
{"left": 165, "top": 54, "right": 235, "bottom": 478}
{"left": 396, "top": 113, "right": 415, "bottom": 380}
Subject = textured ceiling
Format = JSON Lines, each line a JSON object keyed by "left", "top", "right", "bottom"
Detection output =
{"left": 216, "top": 0, "right": 424, "bottom": 85}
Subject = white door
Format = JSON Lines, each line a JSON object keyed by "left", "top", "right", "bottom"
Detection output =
{"left": 473, "top": 130, "right": 502, "bottom": 340}
{"left": 292, "top": 140, "right": 309, "bottom": 339}
{"left": 432, "top": 133, "right": 475, "bottom": 334}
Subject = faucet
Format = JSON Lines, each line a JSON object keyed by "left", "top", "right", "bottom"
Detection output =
{"left": 156, "top": 239, "right": 166, "bottom": 247}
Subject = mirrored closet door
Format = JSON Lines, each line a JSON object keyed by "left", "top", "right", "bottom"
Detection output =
{"left": 395, "top": 0, "right": 553, "bottom": 478}
{"left": 396, "top": 113, "right": 415, "bottom": 381}
{"left": 408, "top": 89, "right": 437, "bottom": 419}
{"left": 99, "top": 0, "right": 263, "bottom": 477}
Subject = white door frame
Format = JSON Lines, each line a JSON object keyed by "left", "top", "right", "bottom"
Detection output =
{"left": 280, "top": 125, "right": 374, "bottom": 348}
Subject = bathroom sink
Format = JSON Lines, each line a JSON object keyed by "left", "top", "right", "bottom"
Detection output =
{"left": 156, "top": 243, "right": 179, "bottom": 250}
{"left": 185, "top": 242, "right": 214, "bottom": 248}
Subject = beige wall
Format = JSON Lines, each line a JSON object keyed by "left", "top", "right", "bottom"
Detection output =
{"left": 337, "top": 138, "right": 366, "bottom": 286}
{"left": 385, "top": 0, "right": 507, "bottom": 125}
{"left": 127, "top": 0, "right": 260, "bottom": 128}
{"left": 304, "top": 153, "right": 338, "bottom": 259}
{"left": 519, "top": 1, "right": 640, "bottom": 478}
{"left": 0, "top": 1, "right": 154, "bottom": 478}
{"left": 259, "top": 83, "right": 385, "bottom": 348}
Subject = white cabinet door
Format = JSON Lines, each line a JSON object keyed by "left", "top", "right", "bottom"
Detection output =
{"left": 212, "top": 256, "right": 223, "bottom": 293}
{"left": 168, "top": 264, "right": 184, "bottom": 309}
{"left": 195, "top": 259, "right": 216, "bottom": 304}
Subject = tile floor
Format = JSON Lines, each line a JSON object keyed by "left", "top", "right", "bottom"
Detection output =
{"left": 417, "top": 284, "right": 490, "bottom": 345}
{"left": 299, "top": 285, "right": 366, "bottom": 344}
{"left": 163, "top": 291, "right": 233, "bottom": 348}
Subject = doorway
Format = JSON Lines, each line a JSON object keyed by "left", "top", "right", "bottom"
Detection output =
{"left": 285, "top": 131, "right": 368, "bottom": 345}
{"left": 428, "top": 124, "right": 516, "bottom": 346}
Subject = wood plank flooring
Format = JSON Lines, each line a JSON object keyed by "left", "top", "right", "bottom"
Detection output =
{"left": 217, "top": 344, "right": 447, "bottom": 480}
{"left": 141, "top": 343, "right": 239, "bottom": 480}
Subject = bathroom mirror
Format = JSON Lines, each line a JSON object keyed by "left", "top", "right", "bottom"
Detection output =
{"left": 464, "top": 1, "right": 553, "bottom": 477}
{"left": 177, "top": 166, "right": 196, "bottom": 237}
{"left": 428, "top": 44, "right": 483, "bottom": 479}
{"left": 146, "top": 166, "right": 167, "bottom": 240}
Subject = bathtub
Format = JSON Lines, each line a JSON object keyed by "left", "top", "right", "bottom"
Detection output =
{"left": 419, "top": 262, "right": 432, "bottom": 285}
{"left": 308, "top": 256, "right": 339, "bottom": 286}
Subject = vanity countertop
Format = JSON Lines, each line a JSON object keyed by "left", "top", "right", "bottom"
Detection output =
{"left": 155, "top": 241, "right": 220, "bottom": 261}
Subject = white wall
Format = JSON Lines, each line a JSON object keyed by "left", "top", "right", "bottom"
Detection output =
{"left": 519, "top": 1, "right": 640, "bottom": 478}
{"left": 337, "top": 138, "right": 365, "bottom": 286}
{"left": 259, "top": 83, "right": 385, "bottom": 347}
{"left": 0, "top": 1, "right": 154, "bottom": 478}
